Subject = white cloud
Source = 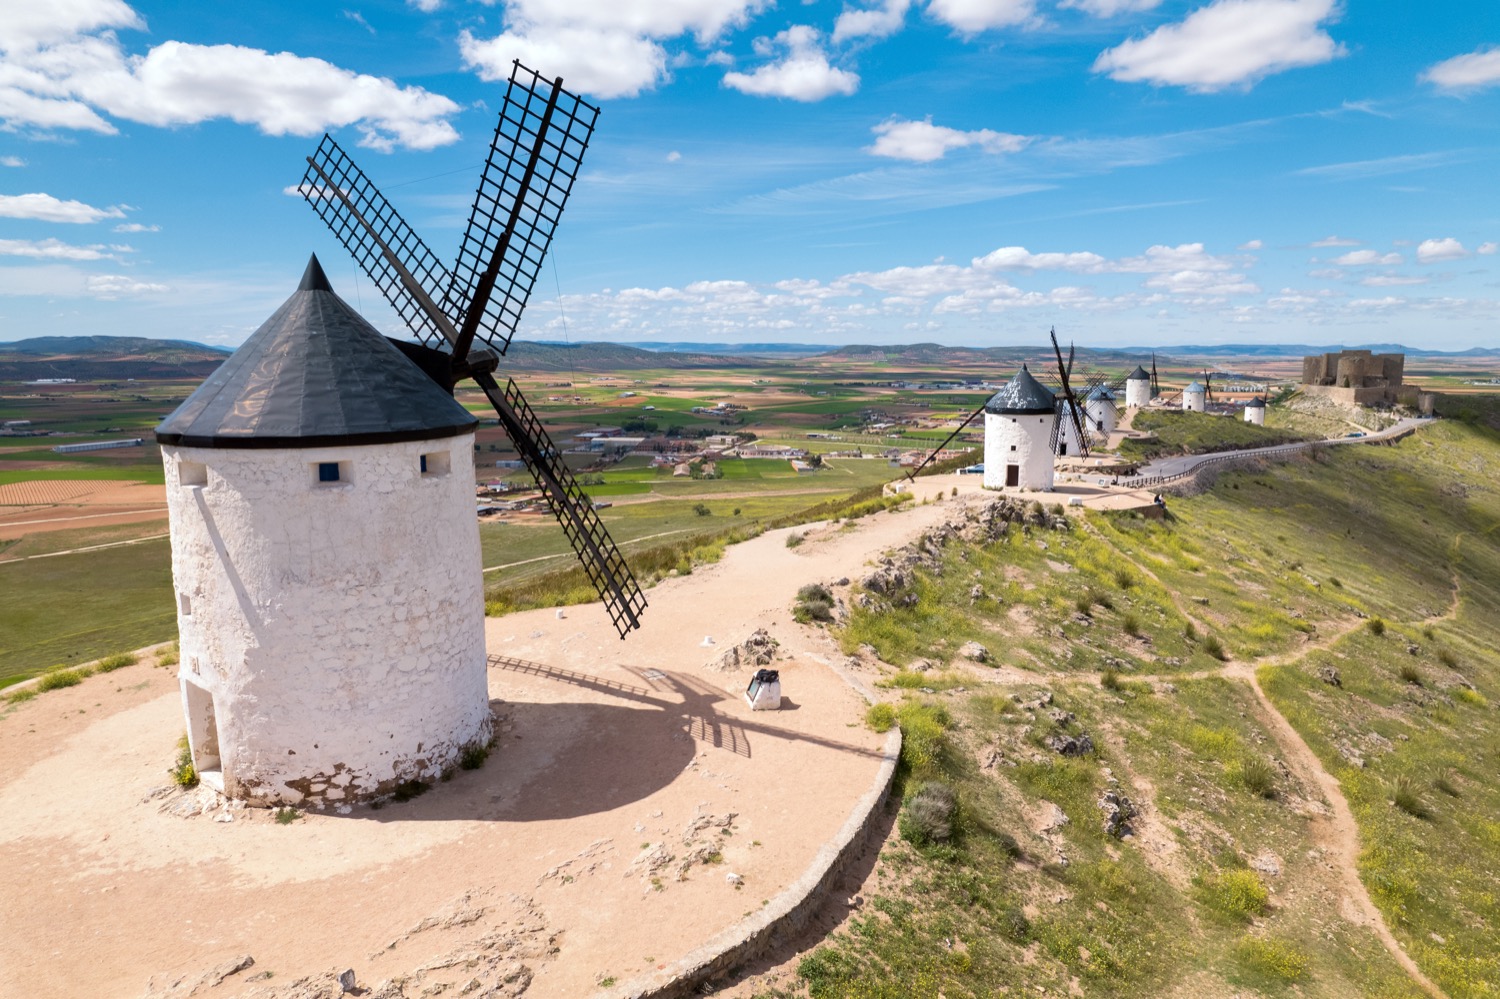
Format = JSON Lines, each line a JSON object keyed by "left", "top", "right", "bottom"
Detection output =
{"left": 460, "top": 26, "right": 668, "bottom": 99}
{"left": 666, "top": 150, "right": 682, "bottom": 162}
{"left": 1421, "top": 46, "right": 1500, "bottom": 91}
{"left": 0, "top": 237, "right": 116, "bottom": 260}
{"left": 974, "top": 246, "right": 1109, "bottom": 271}
{"left": 1093, "top": 0, "right": 1345, "bottom": 92}
{"left": 1238, "top": 239, "right": 1262, "bottom": 250}
{"left": 86, "top": 273, "right": 167, "bottom": 298}
{"left": 0, "top": 0, "right": 141, "bottom": 51}
{"left": 1059, "top": 0, "right": 1162, "bottom": 16}
{"left": 1479, "top": 242, "right": 1498, "bottom": 256}
{"left": 1416, "top": 237, "right": 1467, "bottom": 263}
{"left": 1, "top": 155, "right": 24, "bottom": 167}
{"left": 867, "top": 117, "right": 1031, "bottom": 161}
{"left": 0, "top": 192, "right": 125, "bottom": 223}
{"left": 113, "top": 221, "right": 158, "bottom": 232}
{"left": 407, "top": 0, "right": 442, "bottom": 11}
{"left": 1310, "top": 235, "right": 1359, "bottom": 247}
{"left": 833, "top": 0, "right": 912, "bottom": 43}
{"left": 723, "top": 26, "right": 859, "bottom": 101}
{"left": 1361, "top": 275, "right": 1427, "bottom": 287}
{"left": 926, "top": 0, "right": 1036, "bottom": 33}
{"left": 1332, "top": 250, "right": 1401, "bottom": 266}
{"left": 0, "top": 12, "right": 461, "bottom": 150}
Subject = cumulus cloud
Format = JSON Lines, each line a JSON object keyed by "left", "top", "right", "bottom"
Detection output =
{"left": 1238, "top": 239, "right": 1262, "bottom": 250}
{"left": 723, "top": 26, "right": 858, "bottom": 101}
{"left": 1310, "top": 235, "right": 1359, "bottom": 247}
{"left": 406, "top": 0, "right": 442, "bottom": 11}
{"left": 1332, "top": 249, "right": 1401, "bottom": 266}
{"left": 974, "top": 246, "right": 1109, "bottom": 271}
{"left": 1093, "top": 0, "right": 1345, "bottom": 92}
{"left": 833, "top": 0, "right": 912, "bottom": 43}
{"left": 0, "top": 237, "right": 120, "bottom": 260}
{"left": 1479, "top": 242, "right": 1498, "bottom": 255}
{"left": 86, "top": 273, "right": 167, "bottom": 298}
{"left": 1416, "top": 237, "right": 1467, "bottom": 263}
{"left": 926, "top": 0, "right": 1036, "bottom": 33}
{"left": 0, "top": 4, "right": 461, "bottom": 150}
{"left": 867, "top": 117, "right": 1031, "bottom": 161}
{"left": 461, "top": 0, "right": 770, "bottom": 99}
{"left": 1, "top": 155, "right": 24, "bottom": 167}
{"left": 1059, "top": 0, "right": 1162, "bottom": 16}
{"left": 1421, "top": 46, "right": 1500, "bottom": 91}
{"left": 0, "top": 192, "right": 125, "bottom": 223}
{"left": 113, "top": 222, "right": 158, "bottom": 232}
{"left": 1361, "top": 275, "right": 1427, "bottom": 287}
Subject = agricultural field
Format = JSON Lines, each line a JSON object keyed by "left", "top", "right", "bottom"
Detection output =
{"left": 757, "top": 401, "right": 1500, "bottom": 998}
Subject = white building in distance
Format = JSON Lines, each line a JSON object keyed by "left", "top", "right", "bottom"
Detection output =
{"left": 1124, "top": 365, "right": 1152, "bottom": 408}
{"left": 1244, "top": 396, "right": 1267, "bottom": 425}
{"left": 1085, "top": 385, "right": 1118, "bottom": 437}
{"left": 984, "top": 365, "right": 1056, "bottom": 491}
{"left": 155, "top": 256, "right": 490, "bottom": 808}
{"left": 1183, "top": 381, "right": 1207, "bottom": 412}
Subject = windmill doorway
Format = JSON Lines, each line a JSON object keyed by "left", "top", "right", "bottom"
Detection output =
{"left": 1005, "top": 464, "right": 1020, "bottom": 487}
{"left": 183, "top": 679, "right": 224, "bottom": 792}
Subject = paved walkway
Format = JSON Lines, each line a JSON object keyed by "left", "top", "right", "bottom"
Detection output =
{"left": 1129, "top": 417, "right": 1432, "bottom": 485}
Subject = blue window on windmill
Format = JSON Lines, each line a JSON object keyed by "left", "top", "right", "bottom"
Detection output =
{"left": 318, "top": 461, "right": 340, "bottom": 483}
{"left": 419, "top": 454, "right": 426, "bottom": 474}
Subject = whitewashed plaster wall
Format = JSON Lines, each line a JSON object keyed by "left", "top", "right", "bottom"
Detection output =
{"left": 983, "top": 412, "right": 1055, "bottom": 491}
{"left": 1125, "top": 378, "right": 1151, "bottom": 409}
{"left": 1086, "top": 398, "right": 1117, "bottom": 436}
{"left": 161, "top": 434, "right": 489, "bottom": 807}
{"left": 1183, "top": 388, "right": 1206, "bottom": 412}
{"left": 1245, "top": 406, "right": 1266, "bottom": 426}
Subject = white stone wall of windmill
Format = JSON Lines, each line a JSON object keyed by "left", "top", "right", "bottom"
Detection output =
{"left": 1182, "top": 380, "right": 1207, "bottom": 412}
{"left": 157, "top": 258, "right": 490, "bottom": 807}
{"left": 983, "top": 365, "right": 1056, "bottom": 491}
{"left": 1086, "top": 385, "right": 1118, "bottom": 437}
{"left": 1124, "top": 365, "right": 1152, "bottom": 408}
{"left": 1244, "top": 396, "right": 1267, "bottom": 425}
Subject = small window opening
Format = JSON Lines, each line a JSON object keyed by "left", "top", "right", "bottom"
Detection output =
{"left": 179, "top": 460, "right": 207, "bottom": 487}
{"left": 313, "top": 460, "right": 351, "bottom": 486}
{"left": 318, "top": 462, "right": 340, "bottom": 483}
{"left": 178, "top": 593, "right": 192, "bottom": 617}
{"left": 420, "top": 450, "right": 451, "bottom": 478}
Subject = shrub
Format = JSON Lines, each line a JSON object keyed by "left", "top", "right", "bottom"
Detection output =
{"left": 794, "top": 583, "right": 836, "bottom": 624}
{"left": 732, "top": 507, "right": 741, "bottom": 517}
{"left": 1329, "top": 576, "right": 1343, "bottom": 588}
{"left": 1437, "top": 647, "right": 1459, "bottom": 669}
{"left": 1101, "top": 668, "right": 1122, "bottom": 691}
{"left": 1122, "top": 613, "right": 1141, "bottom": 637}
{"left": 899, "top": 780, "right": 957, "bottom": 846}
{"left": 1113, "top": 568, "right": 1136, "bottom": 589}
{"left": 460, "top": 742, "right": 490, "bottom": 770}
{"left": 1367, "top": 617, "right": 1387, "bottom": 636}
{"left": 1202, "top": 868, "right": 1269, "bottom": 919}
{"left": 898, "top": 702, "right": 952, "bottom": 774}
{"left": 157, "top": 645, "right": 180, "bottom": 667}
{"left": 392, "top": 779, "right": 430, "bottom": 802}
{"left": 7, "top": 687, "right": 38, "bottom": 705}
{"left": 1422, "top": 625, "right": 1436, "bottom": 641}
{"left": 1391, "top": 775, "right": 1429, "bottom": 818}
{"left": 1184, "top": 621, "right": 1198, "bottom": 641}
{"left": 1456, "top": 688, "right": 1489, "bottom": 707}
{"left": 1398, "top": 662, "right": 1423, "bottom": 685}
{"left": 998, "top": 906, "right": 1031, "bottom": 943}
{"left": 96, "top": 652, "right": 138, "bottom": 673}
{"left": 1203, "top": 635, "right": 1227, "bottom": 661}
{"left": 1434, "top": 773, "right": 1460, "bottom": 798}
{"left": 865, "top": 702, "right": 897, "bottom": 733}
{"left": 1236, "top": 937, "right": 1309, "bottom": 982}
{"left": 1075, "top": 595, "right": 1093, "bottom": 615}
{"left": 785, "top": 532, "right": 804, "bottom": 549}
{"left": 171, "top": 734, "right": 198, "bottom": 788}
{"left": 37, "top": 668, "right": 85, "bottom": 691}
{"left": 275, "top": 807, "right": 300, "bottom": 825}
{"left": 693, "top": 502, "right": 712, "bottom": 517}
{"left": 1235, "top": 754, "right": 1277, "bottom": 798}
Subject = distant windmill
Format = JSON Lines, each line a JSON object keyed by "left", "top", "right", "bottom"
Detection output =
{"left": 1047, "top": 328, "right": 1093, "bottom": 459}
{"left": 299, "top": 62, "right": 645, "bottom": 639}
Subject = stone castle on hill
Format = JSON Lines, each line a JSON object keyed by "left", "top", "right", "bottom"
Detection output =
{"left": 1300, "top": 349, "right": 1433, "bottom": 412}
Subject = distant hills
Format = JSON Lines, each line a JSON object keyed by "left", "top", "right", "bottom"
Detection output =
{"left": 1, "top": 336, "right": 1494, "bottom": 383}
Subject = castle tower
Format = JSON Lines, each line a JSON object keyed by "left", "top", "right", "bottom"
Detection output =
{"left": 1182, "top": 380, "right": 1207, "bottom": 412}
{"left": 155, "top": 256, "right": 489, "bottom": 808}
{"left": 1244, "top": 396, "right": 1266, "bottom": 425}
{"left": 1124, "top": 365, "right": 1152, "bottom": 409}
{"left": 983, "top": 365, "right": 1056, "bottom": 491}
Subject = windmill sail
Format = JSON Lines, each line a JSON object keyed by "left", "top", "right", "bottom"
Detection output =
{"left": 301, "top": 63, "right": 645, "bottom": 638}
{"left": 446, "top": 63, "right": 600, "bottom": 359}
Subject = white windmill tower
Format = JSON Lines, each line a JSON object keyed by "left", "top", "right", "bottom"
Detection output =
{"left": 983, "top": 365, "right": 1057, "bottom": 491}
{"left": 157, "top": 257, "right": 491, "bottom": 806}
{"left": 158, "top": 65, "right": 648, "bottom": 807}
{"left": 1124, "top": 365, "right": 1152, "bottom": 409}
{"left": 1085, "top": 384, "right": 1118, "bottom": 436}
{"left": 1182, "top": 379, "right": 1207, "bottom": 412}
{"left": 1244, "top": 396, "right": 1267, "bottom": 425}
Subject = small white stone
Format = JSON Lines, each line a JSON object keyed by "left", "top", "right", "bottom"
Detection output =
{"left": 726, "top": 872, "right": 744, "bottom": 886}
{"left": 556, "top": 609, "right": 566, "bottom": 619}
{"left": 700, "top": 636, "right": 715, "bottom": 646}
{"left": 213, "top": 812, "right": 234, "bottom": 823}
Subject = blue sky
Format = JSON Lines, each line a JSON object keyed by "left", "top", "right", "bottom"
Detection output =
{"left": 1, "top": 0, "right": 1497, "bottom": 350}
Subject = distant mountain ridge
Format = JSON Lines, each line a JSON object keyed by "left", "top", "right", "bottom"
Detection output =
{"left": 0, "top": 336, "right": 231, "bottom": 360}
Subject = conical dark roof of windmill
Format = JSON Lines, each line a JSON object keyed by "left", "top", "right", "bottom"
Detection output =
{"left": 1126, "top": 365, "right": 1151, "bottom": 381}
{"left": 985, "top": 364, "right": 1056, "bottom": 415}
{"left": 1246, "top": 396, "right": 1266, "bottom": 408}
{"left": 156, "top": 256, "right": 477, "bottom": 449}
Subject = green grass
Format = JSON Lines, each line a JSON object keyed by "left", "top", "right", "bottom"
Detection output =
{"left": 1118, "top": 409, "right": 1316, "bottom": 462}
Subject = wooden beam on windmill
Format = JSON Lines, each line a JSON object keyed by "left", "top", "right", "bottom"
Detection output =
{"left": 299, "top": 62, "right": 646, "bottom": 639}
{"left": 1050, "top": 327, "right": 1092, "bottom": 460}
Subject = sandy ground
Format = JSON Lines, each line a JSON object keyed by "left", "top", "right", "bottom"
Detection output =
{"left": 0, "top": 474, "right": 972, "bottom": 999}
